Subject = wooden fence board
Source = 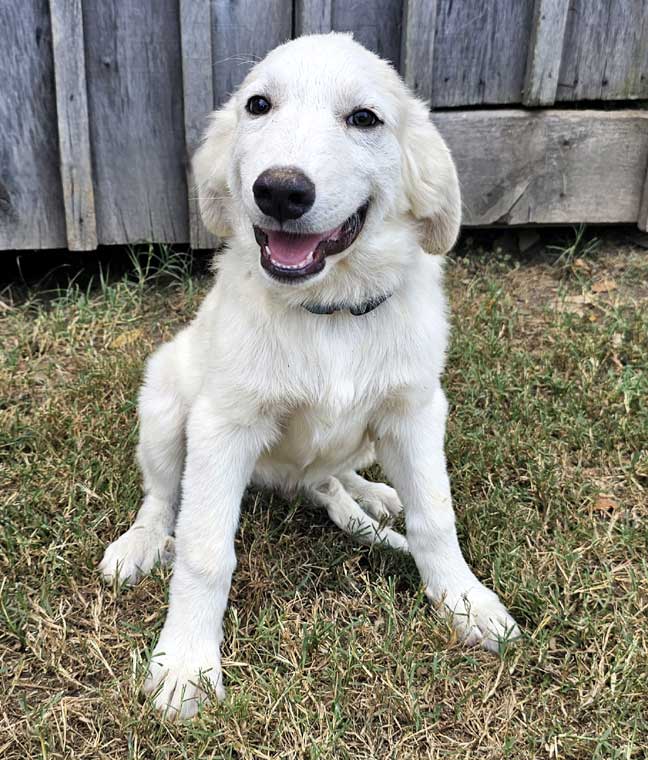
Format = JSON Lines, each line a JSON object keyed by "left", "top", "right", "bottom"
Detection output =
{"left": 3, "top": 1, "right": 648, "bottom": 251}
{"left": 639, "top": 166, "right": 648, "bottom": 232}
{"left": 295, "top": 0, "right": 332, "bottom": 34}
{"left": 431, "top": 0, "right": 535, "bottom": 107}
{"left": 434, "top": 110, "right": 648, "bottom": 225}
{"left": 331, "top": 0, "right": 404, "bottom": 69}
{"left": 82, "top": 0, "right": 188, "bottom": 245}
{"left": 523, "top": 0, "right": 570, "bottom": 106}
{"left": 180, "top": 0, "right": 218, "bottom": 249}
{"left": 401, "top": 0, "right": 437, "bottom": 101}
{"left": 0, "top": 0, "right": 66, "bottom": 249}
{"left": 49, "top": 0, "right": 97, "bottom": 250}
{"left": 295, "top": 0, "right": 403, "bottom": 68}
{"left": 210, "top": 0, "right": 293, "bottom": 107}
{"left": 558, "top": 0, "right": 648, "bottom": 102}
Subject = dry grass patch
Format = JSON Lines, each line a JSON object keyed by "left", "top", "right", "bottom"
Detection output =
{"left": 1, "top": 240, "right": 647, "bottom": 759}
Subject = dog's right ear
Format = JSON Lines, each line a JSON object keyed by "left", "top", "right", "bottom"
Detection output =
{"left": 400, "top": 97, "right": 461, "bottom": 255}
{"left": 192, "top": 98, "right": 238, "bottom": 237}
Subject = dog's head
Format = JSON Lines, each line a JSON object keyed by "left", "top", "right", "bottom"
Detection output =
{"left": 193, "top": 33, "right": 460, "bottom": 295}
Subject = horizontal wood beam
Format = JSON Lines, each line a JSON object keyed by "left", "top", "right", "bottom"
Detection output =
{"left": 433, "top": 109, "right": 648, "bottom": 227}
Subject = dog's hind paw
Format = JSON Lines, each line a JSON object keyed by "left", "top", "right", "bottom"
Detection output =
{"left": 341, "top": 473, "right": 404, "bottom": 520}
{"left": 358, "top": 481, "right": 404, "bottom": 520}
{"left": 99, "top": 527, "right": 175, "bottom": 586}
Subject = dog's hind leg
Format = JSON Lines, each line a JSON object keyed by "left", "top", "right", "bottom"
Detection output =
{"left": 338, "top": 471, "right": 403, "bottom": 521}
{"left": 309, "top": 477, "right": 408, "bottom": 553}
{"left": 100, "top": 340, "right": 187, "bottom": 585}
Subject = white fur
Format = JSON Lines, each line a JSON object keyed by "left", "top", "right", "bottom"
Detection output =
{"left": 100, "top": 33, "right": 519, "bottom": 720}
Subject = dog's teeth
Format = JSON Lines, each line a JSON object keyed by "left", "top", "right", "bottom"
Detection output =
{"left": 268, "top": 253, "right": 315, "bottom": 271}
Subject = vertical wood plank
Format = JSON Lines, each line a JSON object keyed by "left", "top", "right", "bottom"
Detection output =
{"left": 82, "top": 0, "right": 188, "bottom": 245}
{"left": 0, "top": 0, "right": 66, "bottom": 249}
{"left": 431, "top": 0, "right": 535, "bottom": 107}
{"left": 211, "top": 0, "right": 293, "bottom": 107}
{"left": 639, "top": 164, "right": 648, "bottom": 231}
{"left": 558, "top": 0, "right": 648, "bottom": 102}
{"left": 330, "top": 0, "right": 404, "bottom": 69}
{"left": 523, "top": 0, "right": 570, "bottom": 106}
{"left": 295, "top": 0, "right": 332, "bottom": 34}
{"left": 49, "top": 0, "right": 97, "bottom": 250}
{"left": 401, "top": 0, "right": 437, "bottom": 100}
{"left": 180, "top": 0, "right": 217, "bottom": 249}
{"left": 295, "top": 0, "right": 403, "bottom": 69}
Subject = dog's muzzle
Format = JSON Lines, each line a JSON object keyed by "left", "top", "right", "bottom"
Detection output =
{"left": 253, "top": 201, "right": 370, "bottom": 282}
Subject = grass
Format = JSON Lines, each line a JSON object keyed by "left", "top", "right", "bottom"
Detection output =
{"left": 1, "top": 236, "right": 647, "bottom": 759}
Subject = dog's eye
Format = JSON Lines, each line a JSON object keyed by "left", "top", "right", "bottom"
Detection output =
{"left": 346, "top": 109, "right": 381, "bottom": 128}
{"left": 246, "top": 96, "right": 272, "bottom": 116}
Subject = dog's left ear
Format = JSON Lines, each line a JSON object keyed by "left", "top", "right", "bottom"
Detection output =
{"left": 400, "top": 98, "right": 461, "bottom": 254}
{"left": 192, "top": 97, "right": 238, "bottom": 237}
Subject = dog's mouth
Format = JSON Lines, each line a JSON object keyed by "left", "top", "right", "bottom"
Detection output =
{"left": 254, "top": 201, "right": 369, "bottom": 282}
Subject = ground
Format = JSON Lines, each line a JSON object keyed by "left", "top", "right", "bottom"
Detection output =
{"left": 1, "top": 233, "right": 647, "bottom": 759}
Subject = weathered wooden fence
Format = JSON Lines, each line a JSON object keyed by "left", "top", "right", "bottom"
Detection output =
{"left": 2, "top": 0, "right": 647, "bottom": 251}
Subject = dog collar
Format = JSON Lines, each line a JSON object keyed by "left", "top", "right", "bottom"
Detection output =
{"left": 302, "top": 293, "right": 392, "bottom": 316}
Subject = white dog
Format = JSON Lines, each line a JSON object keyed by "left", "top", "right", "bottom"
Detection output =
{"left": 100, "top": 33, "right": 520, "bottom": 719}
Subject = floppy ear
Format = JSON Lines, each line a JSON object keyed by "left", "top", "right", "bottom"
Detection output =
{"left": 192, "top": 97, "right": 238, "bottom": 237}
{"left": 400, "top": 98, "right": 461, "bottom": 254}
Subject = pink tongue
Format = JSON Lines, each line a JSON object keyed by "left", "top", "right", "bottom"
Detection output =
{"left": 265, "top": 230, "right": 327, "bottom": 266}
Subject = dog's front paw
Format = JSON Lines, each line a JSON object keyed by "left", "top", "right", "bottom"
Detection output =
{"left": 143, "top": 634, "right": 225, "bottom": 720}
{"left": 99, "top": 526, "right": 175, "bottom": 585}
{"left": 441, "top": 584, "right": 521, "bottom": 654}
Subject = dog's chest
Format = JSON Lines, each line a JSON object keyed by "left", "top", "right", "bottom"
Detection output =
{"left": 272, "top": 393, "right": 375, "bottom": 473}
{"left": 250, "top": 307, "right": 432, "bottom": 479}
{"left": 268, "top": 348, "right": 391, "bottom": 473}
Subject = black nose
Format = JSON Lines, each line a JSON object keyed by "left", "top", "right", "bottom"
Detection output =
{"left": 253, "top": 167, "right": 316, "bottom": 223}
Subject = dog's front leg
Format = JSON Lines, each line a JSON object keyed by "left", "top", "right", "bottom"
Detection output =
{"left": 376, "top": 386, "right": 520, "bottom": 652}
{"left": 143, "top": 396, "right": 277, "bottom": 719}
